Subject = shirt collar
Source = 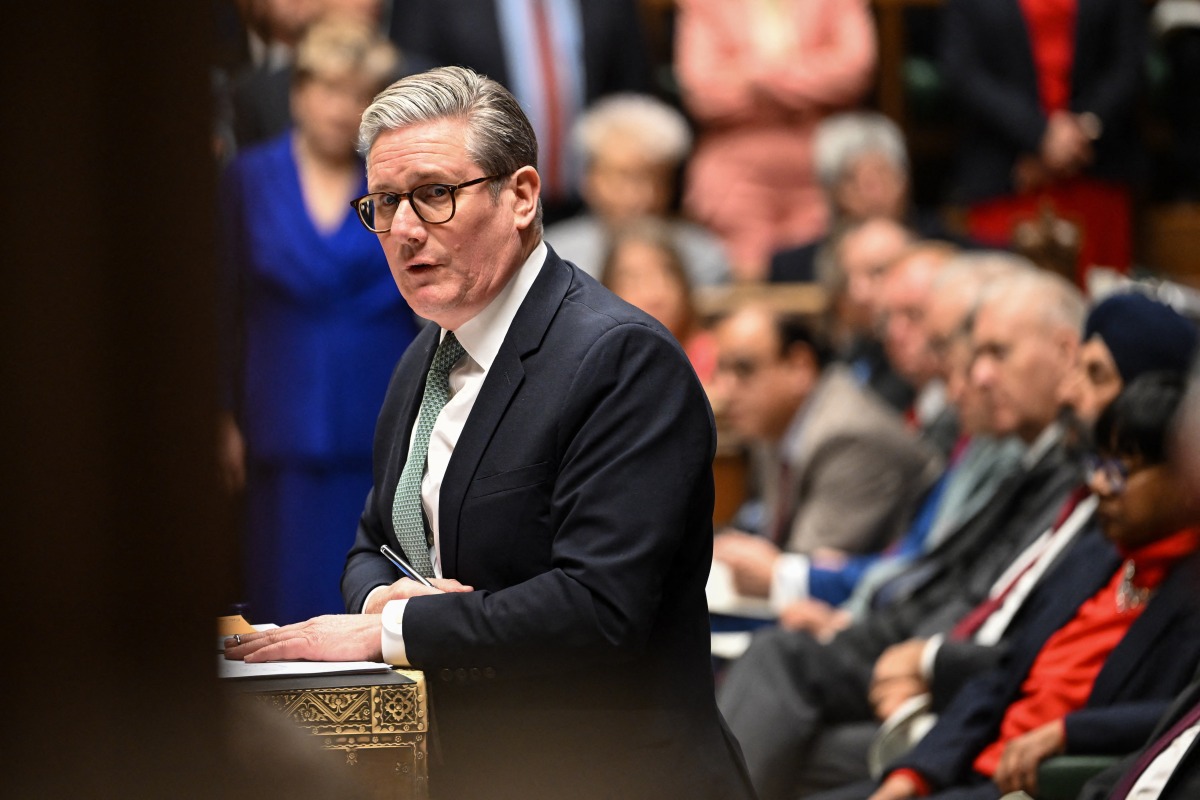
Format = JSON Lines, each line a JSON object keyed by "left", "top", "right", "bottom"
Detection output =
{"left": 1021, "top": 421, "right": 1063, "bottom": 470}
{"left": 449, "top": 240, "right": 547, "bottom": 370}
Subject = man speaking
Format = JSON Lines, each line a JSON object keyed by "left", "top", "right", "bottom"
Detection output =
{"left": 224, "top": 66, "right": 755, "bottom": 800}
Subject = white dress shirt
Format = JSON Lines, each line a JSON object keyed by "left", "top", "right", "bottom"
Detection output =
{"left": 378, "top": 242, "right": 547, "bottom": 665}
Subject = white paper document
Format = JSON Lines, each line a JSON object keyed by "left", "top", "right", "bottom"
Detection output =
{"left": 218, "top": 657, "right": 394, "bottom": 680}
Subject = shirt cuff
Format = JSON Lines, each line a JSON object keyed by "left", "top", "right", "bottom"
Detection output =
{"left": 380, "top": 599, "right": 411, "bottom": 666}
{"left": 362, "top": 584, "right": 388, "bottom": 614}
{"left": 921, "top": 634, "right": 944, "bottom": 683}
{"left": 770, "top": 552, "right": 812, "bottom": 612}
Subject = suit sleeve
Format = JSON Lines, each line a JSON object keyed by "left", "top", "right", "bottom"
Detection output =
{"left": 787, "top": 433, "right": 928, "bottom": 555}
{"left": 931, "top": 641, "right": 1007, "bottom": 711}
{"left": 401, "top": 323, "right": 715, "bottom": 679}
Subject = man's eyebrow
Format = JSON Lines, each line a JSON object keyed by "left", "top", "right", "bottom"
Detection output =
{"left": 369, "top": 169, "right": 449, "bottom": 192}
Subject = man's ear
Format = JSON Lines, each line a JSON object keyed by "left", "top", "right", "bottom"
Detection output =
{"left": 510, "top": 165, "right": 541, "bottom": 230}
{"left": 1053, "top": 329, "right": 1080, "bottom": 371}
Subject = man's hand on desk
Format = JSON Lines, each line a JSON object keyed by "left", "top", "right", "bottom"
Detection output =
{"left": 224, "top": 614, "right": 388, "bottom": 662}
{"left": 713, "top": 530, "right": 780, "bottom": 598}
{"left": 363, "top": 577, "right": 473, "bottom": 614}
{"left": 224, "top": 578, "right": 471, "bottom": 663}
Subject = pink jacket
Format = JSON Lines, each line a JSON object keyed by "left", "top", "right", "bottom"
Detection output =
{"left": 675, "top": 0, "right": 876, "bottom": 276}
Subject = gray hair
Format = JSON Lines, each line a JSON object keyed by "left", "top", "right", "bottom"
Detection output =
{"left": 932, "top": 250, "right": 1036, "bottom": 332}
{"left": 980, "top": 265, "right": 1087, "bottom": 334}
{"left": 573, "top": 93, "right": 693, "bottom": 164}
{"left": 358, "top": 66, "right": 542, "bottom": 227}
{"left": 813, "top": 112, "right": 909, "bottom": 193}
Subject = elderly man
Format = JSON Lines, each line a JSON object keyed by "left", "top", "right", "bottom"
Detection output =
{"left": 878, "top": 241, "right": 960, "bottom": 455}
{"left": 826, "top": 216, "right": 920, "bottom": 412}
{"left": 711, "top": 305, "right": 940, "bottom": 605}
{"left": 863, "top": 288, "right": 1200, "bottom": 756}
{"left": 225, "top": 66, "right": 755, "bottom": 800}
{"left": 718, "top": 266, "right": 1085, "bottom": 800}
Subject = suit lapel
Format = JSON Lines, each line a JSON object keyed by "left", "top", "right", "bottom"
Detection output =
{"left": 437, "top": 249, "right": 573, "bottom": 576}
{"left": 1091, "top": 553, "right": 1200, "bottom": 703}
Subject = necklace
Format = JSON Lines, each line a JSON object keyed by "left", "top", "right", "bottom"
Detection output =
{"left": 1116, "top": 560, "right": 1151, "bottom": 613}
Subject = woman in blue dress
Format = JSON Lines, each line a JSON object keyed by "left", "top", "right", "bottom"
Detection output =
{"left": 218, "top": 16, "right": 419, "bottom": 624}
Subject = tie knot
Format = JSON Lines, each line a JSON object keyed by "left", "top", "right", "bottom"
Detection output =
{"left": 431, "top": 331, "right": 466, "bottom": 377}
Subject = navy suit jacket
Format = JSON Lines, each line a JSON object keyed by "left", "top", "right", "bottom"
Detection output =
{"left": 342, "top": 248, "right": 754, "bottom": 799}
{"left": 940, "top": 0, "right": 1146, "bottom": 204}
{"left": 892, "top": 531, "right": 1200, "bottom": 796}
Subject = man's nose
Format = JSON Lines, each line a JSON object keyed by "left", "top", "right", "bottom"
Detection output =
{"left": 970, "top": 355, "right": 994, "bottom": 388}
{"left": 387, "top": 198, "right": 428, "bottom": 243}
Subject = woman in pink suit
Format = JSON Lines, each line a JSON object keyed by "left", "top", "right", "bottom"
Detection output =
{"left": 675, "top": 0, "right": 877, "bottom": 281}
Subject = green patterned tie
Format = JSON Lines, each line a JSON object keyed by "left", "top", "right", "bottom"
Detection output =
{"left": 391, "top": 331, "right": 466, "bottom": 577}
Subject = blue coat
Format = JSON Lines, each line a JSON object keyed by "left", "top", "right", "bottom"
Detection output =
{"left": 219, "top": 131, "right": 420, "bottom": 463}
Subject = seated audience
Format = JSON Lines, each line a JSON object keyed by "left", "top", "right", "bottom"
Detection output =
{"left": 545, "top": 93, "right": 731, "bottom": 286}
{"left": 217, "top": 15, "right": 420, "bottom": 624}
{"left": 717, "top": 267, "right": 1085, "bottom": 800}
{"left": 710, "top": 305, "right": 941, "bottom": 607}
{"left": 770, "top": 112, "right": 964, "bottom": 284}
{"left": 779, "top": 253, "right": 1029, "bottom": 637}
{"left": 865, "top": 290, "right": 1200, "bottom": 754}
{"left": 1079, "top": 366, "right": 1200, "bottom": 800}
{"left": 819, "top": 372, "right": 1200, "bottom": 800}
{"left": 598, "top": 217, "right": 717, "bottom": 386}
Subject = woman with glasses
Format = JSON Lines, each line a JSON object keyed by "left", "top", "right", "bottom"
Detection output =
{"left": 217, "top": 15, "right": 419, "bottom": 625}
{"left": 813, "top": 371, "right": 1200, "bottom": 800}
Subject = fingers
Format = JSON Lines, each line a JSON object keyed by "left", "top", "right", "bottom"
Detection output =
{"left": 429, "top": 578, "right": 473, "bottom": 593}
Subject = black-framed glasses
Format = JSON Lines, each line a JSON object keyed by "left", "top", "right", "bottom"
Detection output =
{"left": 351, "top": 174, "right": 506, "bottom": 232}
{"left": 1084, "top": 453, "right": 1130, "bottom": 494}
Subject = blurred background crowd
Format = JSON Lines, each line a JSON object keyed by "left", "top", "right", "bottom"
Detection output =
{"left": 208, "top": 8, "right": 1200, "bottom": 798}
{"left": 210, "top": 0, "right": 1200, "bottom": 630}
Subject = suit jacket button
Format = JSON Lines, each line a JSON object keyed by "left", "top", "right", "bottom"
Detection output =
{"left": 469, "top": 667, "right": 481, "bottom": 681}
{"left": 484, "top": 667, "right": 496, "bottom": 679}
{"left": 439, "top": 669, "right": 453, "bottom": 682}
{"left": 455, "top": 668, "right": 468, "bottom": 682}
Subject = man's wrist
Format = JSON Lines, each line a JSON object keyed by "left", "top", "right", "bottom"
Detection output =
{"left": 362, "top": 584, "right": 389, "bottom": 614}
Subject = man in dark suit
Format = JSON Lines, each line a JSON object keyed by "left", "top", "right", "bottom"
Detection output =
{"left": 225, "top": 66, "right": 755, "bottom": 799}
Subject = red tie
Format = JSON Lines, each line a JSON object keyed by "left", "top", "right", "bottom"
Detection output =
{"left": 950, "top": 485, "right": 1090, "bottom": 641}
{"left": 530, "top": 0, "right": 563, "bottom": 200}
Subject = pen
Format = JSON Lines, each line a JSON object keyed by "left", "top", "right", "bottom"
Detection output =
{"left": 380, "top": 544, "right": 435, "bottom": 588}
